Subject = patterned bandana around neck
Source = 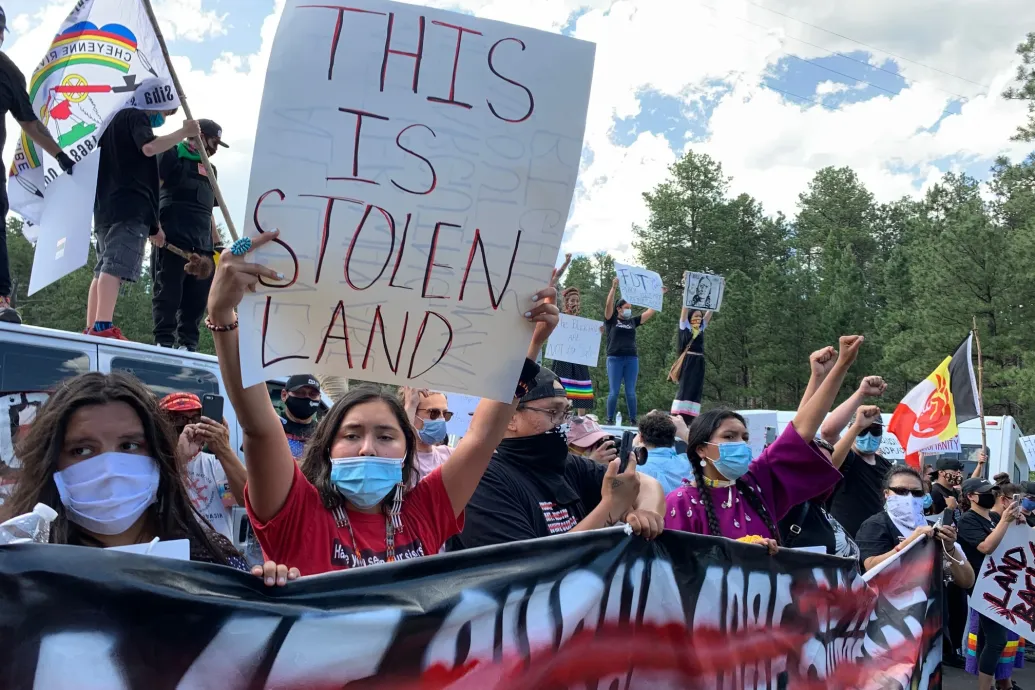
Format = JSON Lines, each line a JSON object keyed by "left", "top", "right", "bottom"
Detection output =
{"left": 562, "top": 287, "right": 581, "bottom": 316}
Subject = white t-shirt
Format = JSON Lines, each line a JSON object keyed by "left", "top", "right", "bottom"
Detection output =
{"left": 185, "top": 452, "right": 236, "bottom": 541}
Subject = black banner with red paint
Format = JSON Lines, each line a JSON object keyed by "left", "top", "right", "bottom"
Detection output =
{"left": 0, "top": 528, "right": 941, "bottom": 689}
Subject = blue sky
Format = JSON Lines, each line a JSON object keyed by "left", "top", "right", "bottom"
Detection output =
{"left": 6, "top": 0, "right": 1032, "bottom": 258}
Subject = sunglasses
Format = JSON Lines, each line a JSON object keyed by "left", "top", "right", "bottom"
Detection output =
{"left": 417, "top": 407, "right": 453, "bottom": 421}
{"left": 858, "top": 425, "right": 883, "bottom": 437}
{"left": 888, "top": 486, "right": 925, "bottom": 498}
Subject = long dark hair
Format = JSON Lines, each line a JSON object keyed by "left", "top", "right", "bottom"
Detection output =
{"left": 687, "top": 409, "right": 780, "bottom": 542}
{"left": 2, "top": 372, "right": 238, "bottom": 565}
{"left": 299, "top": 385, "right": 418, "bottom": 515}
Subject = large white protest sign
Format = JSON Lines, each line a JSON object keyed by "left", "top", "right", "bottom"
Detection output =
{"left": 615, "top": 263, "right": 664, "bottom": 311}
{"left": 27, "top": 152, "right": 100, "bottom": 295}
{"left": 238, "top": 0, "right": 594, "bottom": 402}
{"left": 682, "top": 271, "right": 725, "bottom": 312}
{"left": 971, "top": 523, "right": 1035, "bottom": 640}
{"left": 10, "top": 0, "right": 179, "bottom": 235}
{"left": 545, "top": 314, "right": 602, "bottom": 367}
{"left": 1021, "top": 435, "right": 1035, "bottom": 472}
{"left": 918, "top": 436, "right": 961, "bottom": 455}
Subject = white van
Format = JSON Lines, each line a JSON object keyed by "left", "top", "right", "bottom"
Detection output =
{"left": 0, "top": 321, "right": 332, "bottom": 547}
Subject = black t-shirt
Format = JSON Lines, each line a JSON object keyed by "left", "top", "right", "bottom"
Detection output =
{"left": 158, "top": 148, "right": 218, "bottom": 251}
{"left": 0, "top": 56, "right": 37, "bottom": 199}
{"left": 827, "top": 451, "right": 892, "bottom": 538}
{"left": 604, "top": 311, "right": 642, "bottom": 357}
{"left": 930, "top": 482, "right": 958, "bottom": 515}
{"left": 447, "top": 452, "right": 606, "bottom": 551}
{"left": 855, "top": 512, "right": 901, "bottom": 571}
{"left": 779, "top": 500, "right": 860, "bottom": 560}
{"left": 957, "top": 510, "right": 998, "bottom": 590}
{"left": 94, "top": 109, "right": 159, "bottom": 230}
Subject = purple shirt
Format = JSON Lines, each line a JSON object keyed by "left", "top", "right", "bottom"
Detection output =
{"left": 664, "top": 424, "right": 842, "bottom": 540}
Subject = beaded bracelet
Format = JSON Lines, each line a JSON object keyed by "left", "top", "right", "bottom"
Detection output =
{"left": 204, "top": 315, "right": 239, "bottom": 332}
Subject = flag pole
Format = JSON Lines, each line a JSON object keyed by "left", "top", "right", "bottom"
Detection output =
{"left": 139, "top": 0, "right": 240, "bottom": 242}
{"left": 973, "top": 316, "right": 988, "bottom": 455}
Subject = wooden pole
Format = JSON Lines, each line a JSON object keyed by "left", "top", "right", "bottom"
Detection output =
{"left": 140, "top": 0, "right": 239, "bottom": 242}
{"left": 973, "top": 316, "right": 988, "bottom": 456}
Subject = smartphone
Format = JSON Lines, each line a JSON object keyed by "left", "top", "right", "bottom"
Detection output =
{"left": 941, "top": 508, "right": 955, "bottom": 528}
{"left": 201, "top": 393, "right": 224, "bottom": 423}
{"left": 618, "top": 430, "right": 636, "bottom": 473}
{"left": 765, "top": 426, "right": 777, "bottom": 446}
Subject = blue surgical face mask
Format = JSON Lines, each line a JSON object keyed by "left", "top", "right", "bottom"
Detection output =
{"left": 922, "top": 493, "right": 933, "bottom": 510}
{"left": 856, "top": 433, "right": 881, "bottom": 454}
{"left": 148, "top": 112, "right": 166, "bottom": 128}
{"left": 707, "top": 441, "right": 753, "bottom": 481}
{"left": 329, "top": 457, "right": 403, "bottom": 510}
{"left": 418, "top": 418, "right": 448, "bottom": 445}
{"left": 1022, "top": 497, "right": 1035, "bottom": 513}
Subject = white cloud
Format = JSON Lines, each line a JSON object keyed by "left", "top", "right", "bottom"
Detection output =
{"left": 5, "top": 0, "right": 1034, "bottom": 263}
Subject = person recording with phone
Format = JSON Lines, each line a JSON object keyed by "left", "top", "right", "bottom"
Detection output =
{"left": 159, "top": 392, "right": 245, "bottom": 542}
{"left": 566, "top": 415, "right": 618, "bottom": 465}
{"left": 957, "top": 478, "right": 1026, "bottom": 689}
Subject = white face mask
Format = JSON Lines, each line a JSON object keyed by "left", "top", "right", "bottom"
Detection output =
{"left": 621, "top": 309, "right": 632, "bottom": 319}
{"left": 885, "top": 493, "right": 925, "bottom": 530}
{"left": 52, "top": 452, "right": 160, "bottom": 536}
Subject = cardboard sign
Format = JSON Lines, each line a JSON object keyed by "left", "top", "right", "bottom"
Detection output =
{"left": 545, "top": 314, "right": 602, "bottom": 367}
{"left": 614, "top": 262, "right": 664, "bottom": 311}
{"left": 971, "top": 524, "right": 1035, "bottom": 640}
{"left": 682, "top": 271, "right": 725, "bottom": 312}
{"left": 237, "top": 0, "right": 595, "bottom": 402}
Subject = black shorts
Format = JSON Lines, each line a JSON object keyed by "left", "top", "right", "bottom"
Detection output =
{"left": 94, "top": 221, "right": 149, "bottom": 282}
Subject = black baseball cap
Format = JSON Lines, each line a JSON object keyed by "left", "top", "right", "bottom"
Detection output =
{"left": 935, "top": 457, "right": 964, "bottom": 472}
{"left": 198, "top": 119, "right": 229, "bottom": 147}
{"left": 519, "top": 368, "right": 565, "bottom": 404}
{"left": 286, "top": 374, "right": 319, "bottom": 392}
{"left": 1021, "top": 481, "right": 1035, "bottom": 496}
{"left": 961, "top": 478, "right": 994, "bottom": 495}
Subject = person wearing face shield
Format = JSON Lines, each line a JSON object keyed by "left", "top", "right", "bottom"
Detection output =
{"left": 602, "top": 276, "right": 663, "bottom": 424}
{"left": 820, "top": 375, "right": 890, "bottom": 539}
{"left": 402, "top": 388, "right": 454, "bottom": 479}
{"left": 446, "top": 367, "right": 667, "bottom": 552}
{"left": 956, "top": 478, "right": 1026, "bottom": 689}
{"left": 0, "top": 6, "right": 75, "bottom": 324}
{"left": 151, "top": 119, "right": 228, "bottom": 351}
{"left": 87, "top": 82, "right": 199, "bottom": 340}
{"left": 279, "top": 375, "right": 322, "bottom": 462}
{"left": 665, "top": 337, "right": 862, "bottom": 555}
{"left": 0, "top": 372, "right": 299, "bottom": 588}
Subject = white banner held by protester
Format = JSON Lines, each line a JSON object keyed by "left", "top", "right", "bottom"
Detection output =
{"left": 1021, "top": 435, "right": 1035, "bottom": 472}
{"left": 238, "top": 0, "right": 594, "bottom": 402}
{"left": 971, "top": 523, "right": 1035, "bottom": 640}
{"left": 682, "top": 271, "right": 725, "bottom": 312}
{"left": 545, "top": 314, "right": 602, "bottom": 367}
{"left": 9, "top": 0, "right": 180, "bottom": 233}
{"left": 615, "top": 262, "right": 664, "bottom": 311}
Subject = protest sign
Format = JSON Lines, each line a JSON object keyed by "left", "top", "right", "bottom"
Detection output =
{"left": 919, "top": 436, "right": 962, "bottom": 455}
{"left": 0, "top": 528, "right": 941, "bottom": 689}
{"left": 682, "top": 271, "right": 725, "bottom": 312}
{"left": 1021, "top": 435, "right": 1035, "bottom": 471}
{"left": 237, "top": 0, "right": 594, "bottom": 402}
{"left": 11, "top": 0, "right": 180, "bottom": 234}
{"left": 545, "top": 314, "right": 602, "bottom": 367}
{"left": 971, "top": 523, "right": 1035, "bottom": 640}
{"left": 614, "top": 262, "right": 664, "bottom": 311}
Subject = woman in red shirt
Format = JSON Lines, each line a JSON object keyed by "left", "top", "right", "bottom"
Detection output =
{"left": 206, "top": 231, "right": 560, "bottom": 575}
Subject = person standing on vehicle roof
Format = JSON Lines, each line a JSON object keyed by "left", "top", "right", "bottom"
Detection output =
{"left": 151, "top": 119, "right": 227, "bottom": 351}
{"left": 0, "top": 6, "right": 76, "bottom": 324}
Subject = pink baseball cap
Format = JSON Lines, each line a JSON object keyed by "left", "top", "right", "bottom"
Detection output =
{"left": 567, "top": 416, "right": 609, "bottom": 449}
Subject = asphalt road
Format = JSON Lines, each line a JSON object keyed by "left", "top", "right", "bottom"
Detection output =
{"left": 944, "top": 663, "right": 1035, "bottom": 688}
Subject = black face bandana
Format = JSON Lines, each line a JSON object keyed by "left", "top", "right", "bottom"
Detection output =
{"left": 285, "top": 395, "right": 319, "bottom": 421}
{"left": 495, "top": 426, "right": 570, "bottom": 474}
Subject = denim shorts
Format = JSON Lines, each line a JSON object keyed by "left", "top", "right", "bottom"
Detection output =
{"left": 94, "top": 221, "right": 149, "bottom": 282}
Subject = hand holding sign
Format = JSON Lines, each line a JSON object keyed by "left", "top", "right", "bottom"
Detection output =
{"left": 208, "top": 231, "right": 285, "bottom": 321}
{"left": 615, "top": 263, "right": 664, "bottom": 311}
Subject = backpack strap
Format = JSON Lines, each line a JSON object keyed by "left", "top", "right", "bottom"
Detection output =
{"left": 784, "top": 501, "right": 811, "bottom": 547}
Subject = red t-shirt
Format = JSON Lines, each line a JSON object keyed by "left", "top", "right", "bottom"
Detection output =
{"left": 245, "top": 464, "right": 462, "bottom": 576}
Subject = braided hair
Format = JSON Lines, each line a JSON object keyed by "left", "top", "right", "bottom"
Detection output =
{"left": 686, "top": 409, "right": 781, "bottom": 543}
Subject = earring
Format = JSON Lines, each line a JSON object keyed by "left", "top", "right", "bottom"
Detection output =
{"left": 700, "top": 459, "right": 707, "bottom": 467}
